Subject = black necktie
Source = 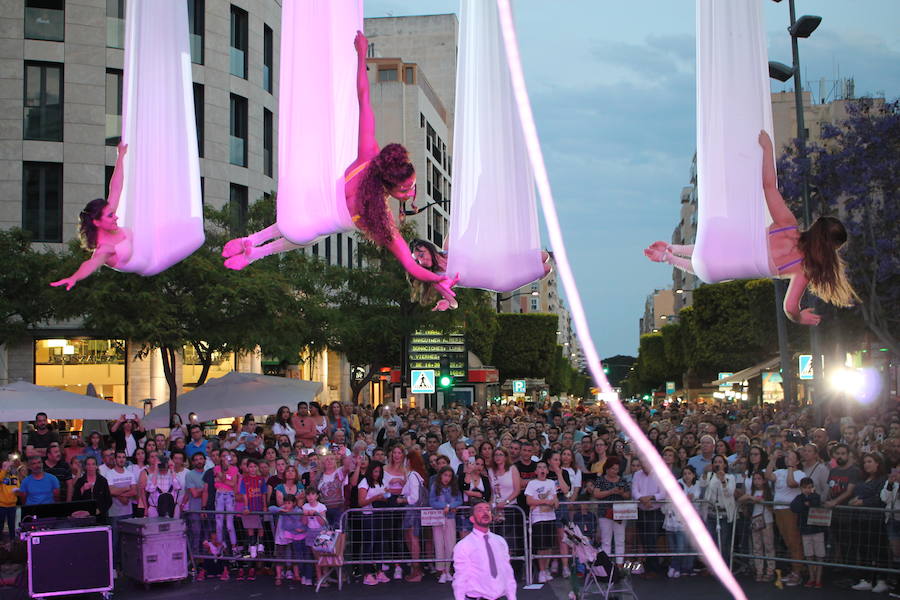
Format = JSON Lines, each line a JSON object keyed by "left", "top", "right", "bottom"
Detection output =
{"left": 484, "top": 534, "right": 498, "bottom": 577}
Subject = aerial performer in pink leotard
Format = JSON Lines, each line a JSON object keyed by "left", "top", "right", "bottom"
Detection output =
{"left": 50, "top": 143, "right": 129, "bottom": 291}
{"left": 222, "top": 32, "right": 457, "bottom": 304}
{"left": 643, "top": 131, "right": 858, "bottom": 325}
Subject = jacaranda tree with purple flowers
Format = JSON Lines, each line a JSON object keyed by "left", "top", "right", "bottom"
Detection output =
{"left": 777, "top": 98, "right": 899, "bottom": 355}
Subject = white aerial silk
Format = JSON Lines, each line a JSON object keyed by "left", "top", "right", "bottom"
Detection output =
{"left": 493, "top": 0, "right": 747, "bottom": 597}
{"left": 117, "top": 0, "right": 204, "bottom": 275}
{"left": 276, "top": 1, "right": 363, "bottom": 244}
{"left": 692, "top": 0, "right": 776, "bottom": 284}
{"left": 445, "top": 0, "right": 546, "bottom": 292}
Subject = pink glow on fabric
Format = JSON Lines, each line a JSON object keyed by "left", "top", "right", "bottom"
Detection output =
{"left": 494, "top": 1, "right": 747, "bottom": 598}
{"left": 275, "top": 1, "right": 363, "bottom": 244}
{"left": 117, "top": 0, "right": 204, "bottom": 275}
{"left": 445, "top": 0, "right": 546, "bottom": 292}
{"left": 692, "top": 0, "right": 775, "bottom": 284}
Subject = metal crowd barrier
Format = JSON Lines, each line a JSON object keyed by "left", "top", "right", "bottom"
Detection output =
{"left": 730, "top": 500, "right": 900, "bottom": 577}
{"left": 526, "top": 500, "right": 717, "bottom": 573}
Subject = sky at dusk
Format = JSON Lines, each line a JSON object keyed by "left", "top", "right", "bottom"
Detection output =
{"left": 365, "top": 1, "right": 900, "bottom": 358}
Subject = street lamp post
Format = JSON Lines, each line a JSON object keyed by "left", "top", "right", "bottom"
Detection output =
{"left": 769, "top": 0, "right": 822, "bottom": 405}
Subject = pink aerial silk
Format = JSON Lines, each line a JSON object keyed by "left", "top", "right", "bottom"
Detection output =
{"left": 692, "top": 0, "right": 775, "bottom": 284}
{"left": 116, "top": 0, "right": 204, "bottom": 275}
{"left": 275, "top": 0, "right": 363, "bottom": 244}
{"left": 494, "top": 1, "right": 747, "bottom": 598}
{"left": 445, "top": 0, "right": 546, "bottom": 292}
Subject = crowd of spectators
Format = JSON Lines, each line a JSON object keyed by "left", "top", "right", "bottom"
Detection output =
{"left": 1, "top": 396, "right": 899, "bottom": 593}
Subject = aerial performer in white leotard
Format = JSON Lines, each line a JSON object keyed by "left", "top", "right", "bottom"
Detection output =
{"left": 50, "top": 143, "right": 129, "bottom": 291}
{"left": 643, "top": 131, "right": 858, "bottom": 325}
{"left": 221, "top": 32, "right": 457, "bottom": 304}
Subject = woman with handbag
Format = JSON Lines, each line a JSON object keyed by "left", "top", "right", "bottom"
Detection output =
{"left": 700, "top": 455, "right": 737, "bottom": 566}
{"left": 739, "top": 471, "right": 775, "bottom": 582}
{"left": 593, "top": 457, "right": 630, "bottom": 566}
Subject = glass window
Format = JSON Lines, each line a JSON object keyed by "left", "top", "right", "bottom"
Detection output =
{"left": 263, "top": 108, "right": 273, "bottom": 177}
{"left": 23, "top": 162, "right": 62, "bottom": 243}
{"left": 336, "top": 233, "right": 343, "bottom": 266}
{"left": 105, "top": 69, "right": 122, "bottom": 146}
{"left": 24, "top": 61, "right": 62, "bottom": 142}
{"left": 187, "top": 0, "right": 204, "bottom": 64}
{"left": 106, "top": 0, "right": 124, "bottom": 49}
{"left": 35, "top": 339, "right": 127, "bottom": 404}
{"left": 530, "top": 298, "right": 540, "bottom": 311}
{"left": 25, "top": 0, "right": 64, "bottom": 42}
{"left": 325, "top": 237, "right": 331, "bottom": 262}
{"left": 229, "top": 94, "right": 247, "bottom": 167}
{"left": 404, "top": 67, "right": 415, "bottom": 84}
{"left": 347, "top": 236, "right": 353, "bottom": 269}
{"left": 378, "top": 68, "right": 398, "bottom": 82}
{"left": 193, "top": 83, "right": 204, "bottom": 157}
{"left": 263, "top": 24, "right": 273, "bottom": 93}
{"left": 230, "top": 5, "right": 248, "bottom": 79}
{"left": 228, "top": 183, "right": 248, "bottom": 236}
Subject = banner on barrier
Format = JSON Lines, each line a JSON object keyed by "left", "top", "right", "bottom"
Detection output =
{"left": 612, "top": 503, "right": 638, "bottom": 520}
{"left": 807, "top": 507, "right": 832, "bottom": 527}
{"left": 422, "top": 509, "right": 446, "bottom": 526}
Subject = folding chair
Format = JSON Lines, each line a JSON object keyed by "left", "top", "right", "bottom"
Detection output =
{"left": 581, "top": 550, "right": 639, "bottom": 600}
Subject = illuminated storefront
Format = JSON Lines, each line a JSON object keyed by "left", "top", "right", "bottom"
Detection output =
{"left": 34, "top": 338, "right": 126, "bottom": 404}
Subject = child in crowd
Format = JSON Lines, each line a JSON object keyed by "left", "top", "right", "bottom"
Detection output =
{"left": 790, "top": 477, "right": 825, "bottom": 588}
{"left": 270, "top": 494, "right": 305, "bottom": 586}
{"left": 239, "top": 460, "right": 267, "bottom": 561}
{"left": 213, "top": 450, "right": 240, "bottom": 555}
{"left": 0, "top": 457, "right": 21, "bottom": 539}
{"left": 740, "top": 471, "right": 775, "bottom": 582}
{"left": 197, "top": 531, "right": 227, "bottom": 581}
{"left": 302, "top": 487, "right": 329, "bottom": 585}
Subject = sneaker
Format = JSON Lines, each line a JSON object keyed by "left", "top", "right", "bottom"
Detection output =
{"left": 363, "top": 574, "right": 378, "bottom": 586}
{"left": 562, "top": 566, "right": 571, "bottom": 578}
{"left": 285, "top": 571, "right": 293, "bottom": 580}
{"left": 220, "top": 569, "right": 230, "bottom": 581}
{"left": 438, "top": 572, "right": 448, "bottom": 584}
{"left": 804, "top": 581, "right": 816, "bottom": 588}
{"left": 783, "top": 573, "right": 801, "bottom": 587}
{"left": 256, "top": 543, "right": 265, "bottom": 556}
{"left": 394, "top": 565, "right": 404, "bottom": 580}
{"left": 551, "top": 560, "right": 560, "bottom": 575}
{"left": 195, "top": 569, "right": 206, "bottom": 581}
{"left": 376, "top": 571, "right": 390, "bottom": 584}
{"left": 874, "top": 580, "right": 890, "bottom": 593}
{"left": 249, "top": 545, "right": 258, "bottom": 559}
{"left": 247, "top": 568, "right": 256, "bottom": 581}
{"left": 236, "top": 568, "right": 245, "bottom": 581}
{"left": 852, "top": 580, "right": 874, "bottom": 591}
{"left": 538, "top": 570, "right": 550, "bottom": 583}
{"left": 667, "top": 567, "right": 676, "bottom": 579}
{"left": 301, "top": 577, "right": 313, "bottom": 586}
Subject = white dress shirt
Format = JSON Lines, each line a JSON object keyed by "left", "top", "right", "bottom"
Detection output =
{"left": 631, "top": 469, "right": 667, "bottom": 510}
{"left": 453, "top": 528, "right": 517, "bottom": 600}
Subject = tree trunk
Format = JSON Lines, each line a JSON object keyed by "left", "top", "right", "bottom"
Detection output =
{"left": 192, "top": 341, "right": 213, "bottom": 386}
{"left": 159, "top": 345, "right": 179, "bottom": 420}
{"left": 349, "top": 364, "right": 376, "bottom": 405}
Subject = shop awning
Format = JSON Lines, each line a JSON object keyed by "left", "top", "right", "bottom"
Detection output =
{"left": 710, "top": 356, "right": 781, "bottom": 386}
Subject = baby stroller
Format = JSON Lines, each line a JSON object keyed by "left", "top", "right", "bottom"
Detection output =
{"left": 562, "top": 523, "right": 639, "bottom": 600}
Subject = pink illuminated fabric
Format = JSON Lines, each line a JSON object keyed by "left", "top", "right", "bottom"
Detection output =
{"left": 692, "top": 0, "right": 775, "bottom": 284}
{"left": 275, "top": 1, "right": 363, "bottom": 244}
{"left": 445, "top": 0, "right": 546, "bottom": 292}
{"left": 494, "top": 1, "right": 746, "bottom": 598}
{"left": 116, "top": 0, "right": 204, "bottom": 276}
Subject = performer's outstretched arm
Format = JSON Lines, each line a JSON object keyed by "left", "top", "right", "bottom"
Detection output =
{"left": 354, "top": 31, "right": 378, "bottom": 160}
{"left": 106, "top": 143, "right": 128, "bottom": 214}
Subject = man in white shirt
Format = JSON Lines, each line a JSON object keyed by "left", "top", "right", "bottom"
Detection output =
{"left": 453, "top": 502, "right": 517, "bottom": 600}
{"left": 106, "top": 450, "right": 137, "bottom": 570}
{"left": 631, "top": 459, "right": 667, "bottom": 578}
{"left": 438, "top": 424, "right": 462, "bottom": 469}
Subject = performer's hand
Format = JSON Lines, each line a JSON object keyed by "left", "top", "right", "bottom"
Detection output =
{"left": 798, "top": 308, "right": 821, "bottom": 326}
{"left": 354, "top": 31, "right": 368, "bottom": 55}
{"left": 758, "top": 130, "right": 773, "bottom": 150}
{"left": 50, "top": 277, "right": 76, "bottom": 291}
{"left": 117, "top": 142, "right": 128, "bottom": 157}
{"left": 432, "top": 299, "right": 453, "bottom": 312}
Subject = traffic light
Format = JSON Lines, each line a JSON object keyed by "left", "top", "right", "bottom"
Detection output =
{"left": 439, "top": 355, "right": 453, "bottom": 388}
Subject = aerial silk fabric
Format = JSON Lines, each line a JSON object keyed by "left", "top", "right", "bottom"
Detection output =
{"left": 692, "top": 0, "right": 776, "bottom": 284}
{"left": 445, "top": 0, "right": 546, "bottom": 292}
{"left": 117, "top": 0, "right": 204, "bottom": 275}
{"left": 276, "top": 1, "right": 363, "bottom": 244}
{"left": 493, "top": 0, "right": 746, "bottom": 598}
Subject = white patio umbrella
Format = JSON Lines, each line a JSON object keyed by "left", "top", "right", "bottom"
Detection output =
{"left": 142, "top": 371, "right": 324, "bottom": 428}
{"left": 0, "top": 380, "right": 126, "bottom": 422}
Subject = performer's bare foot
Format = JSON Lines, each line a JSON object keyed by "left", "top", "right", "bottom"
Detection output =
{"left": 222, "top": 237, "right": 248, "bottom": 258}
{"left": 643, "top": 241, "right": 669, "bottom": 262}
{"left": 224, "top": 253, "right": 252, "bottom": 270}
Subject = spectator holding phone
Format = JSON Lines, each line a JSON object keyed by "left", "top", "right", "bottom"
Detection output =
{"left": 766, "top": 448, "right": 804, "bottom": 586}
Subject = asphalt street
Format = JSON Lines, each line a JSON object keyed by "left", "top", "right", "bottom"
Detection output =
{"left": 0, "top": 569, "right": 883, "bottom": 600}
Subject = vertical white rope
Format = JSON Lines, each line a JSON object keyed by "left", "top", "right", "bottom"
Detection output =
{"left": 493, "top": 2, "right": 746, "bottom": 598}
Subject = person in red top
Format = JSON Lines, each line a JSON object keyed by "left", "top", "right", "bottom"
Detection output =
{"left": 291, "top": 402, "right": 317, "bottom": 449}
{"left": 238, "top": 460, "right": 267, "bottom": 577}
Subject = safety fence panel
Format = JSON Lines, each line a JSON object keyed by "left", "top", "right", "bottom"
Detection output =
{"left": 730, "top": 501, "right": 900, "bottom": 578}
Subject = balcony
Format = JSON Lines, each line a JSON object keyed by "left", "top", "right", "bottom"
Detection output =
{"left": 25, "top": 7, "right": 64, "bottom": 42}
